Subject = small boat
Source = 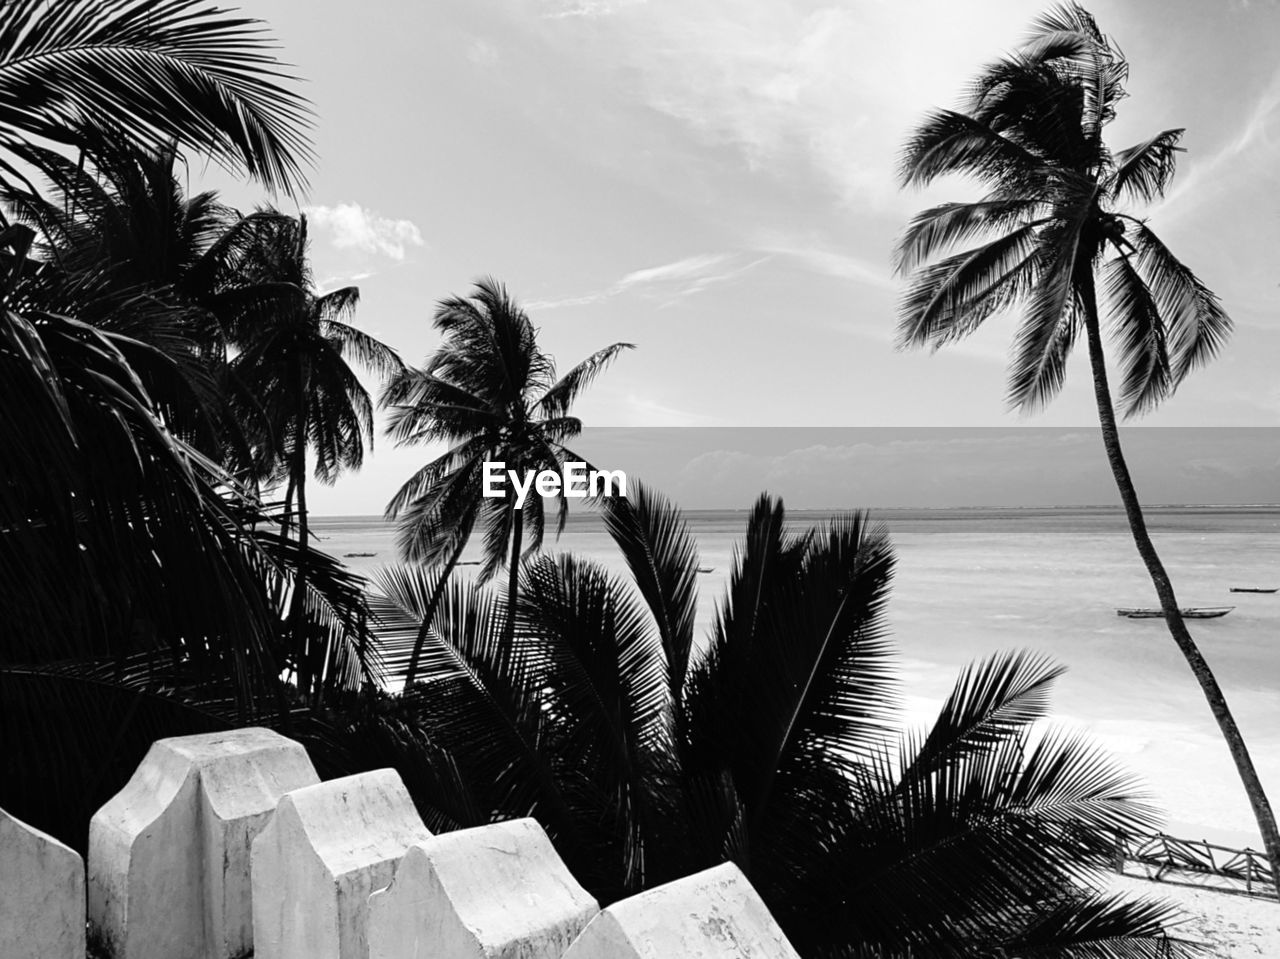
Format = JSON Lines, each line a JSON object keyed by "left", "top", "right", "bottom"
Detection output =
{"left": 1229, "top": 587, "right": 1278, "bottom": 594}
{"left": 1117, "top": 607, "right": 1234, "bottom": 619}
{"left": 343, "top": 551, "right": 377, "bottom": 558}
{"left": 457, "top": 561, "right": 481, "bottom": 566}
{"left": 697, "top": 566, "right": 714, "bottom": 574}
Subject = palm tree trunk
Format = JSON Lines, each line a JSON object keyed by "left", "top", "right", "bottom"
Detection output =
{"left": 404, "top": 536, "right": 467, "bottom": 688}
{"left": 288, "top": 421, "right": 311, "bottom": 701}
{"left": 1081, "top": 283, "right": 1280, "bottom": 891}
{"left": 505, "top": 501, "right": 524, "bottom": 648}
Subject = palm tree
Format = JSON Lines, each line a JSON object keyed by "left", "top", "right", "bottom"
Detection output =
{"left": 893, "top": 1, "right": 1279, "bottom": 888}
{"left": 366, "top": 485, "right": 1193, "bottom": 958}
{"left": 0, "top": 169, "right": 380, "bottom": 851}
{"left": 226, "top": 213, "right": 402, "bottom": 702}
{"left": 381, "top": 277, "right": 632, "bottom": 673}
{"left": 1, "top": 125, "right": 270, "bottom": 470}
{"left": 0, "top": 0, "right": 311, "bottom": 197}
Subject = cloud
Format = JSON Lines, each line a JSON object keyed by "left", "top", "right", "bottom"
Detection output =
{"left": 526, "top": 251, "right": 765, "bottom": 310}
{"left": 467, "top": 38, "right": 500, "bottom": 66}
{"left": 540, "top": 0, "right": 648, "bottom": 18}
{"left": 615, "top": 253, "right": 733, "bottom": 289}
{"left": 535, "top": 0, "right": 1039, "bottom": 207}
{"left": 1149, "top": 65, "right": 1280, "bottom": 223}
{"left": 303, "top": 203, "right": 425, "bottom": 261}
{"left": 757, "top": 239, "right": 895, "bottom": 292}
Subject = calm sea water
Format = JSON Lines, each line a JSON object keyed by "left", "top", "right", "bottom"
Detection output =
{"left": 312, "top": 506, "right": 1280, "bottom": 848}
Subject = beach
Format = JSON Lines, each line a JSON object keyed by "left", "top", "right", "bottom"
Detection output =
{"left": 1110, "top": 874, "right": 1279, "bottom": 957}
{"left": 316, "top": 505, "right": 1280, "bottom": 849}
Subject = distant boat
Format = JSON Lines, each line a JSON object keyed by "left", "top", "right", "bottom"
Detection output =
{"left": 1229, "top": 587, "right": 1278, "bottom": 594}
{"left": 456, "top": 561, "right": 481, "bottom": 566}
{"left": 697, "top": 565, "right": 714, "bottom": 573}
{"left": 1117, "top": 607, "right": 1234, "bottom": 619}
{"left": 343, "top": 551, "right": 377, "bottom": 558}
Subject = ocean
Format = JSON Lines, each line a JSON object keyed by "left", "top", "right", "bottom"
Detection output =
{"left": 312, "top": 506, "right": 1280, "bottom": 849}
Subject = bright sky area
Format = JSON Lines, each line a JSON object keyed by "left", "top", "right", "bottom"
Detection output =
{"left": 199, "top": 0, "right": 1280, "bottom": 514}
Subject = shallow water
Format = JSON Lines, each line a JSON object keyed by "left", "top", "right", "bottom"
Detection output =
{"left": 314, "top": 506, "right": 1280, "bottom": 848}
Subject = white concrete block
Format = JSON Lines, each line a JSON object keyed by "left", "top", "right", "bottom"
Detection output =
{"left": 561, "top": 862, "right": 801, "bottom": 959}
{"left": 87, "top": 727, "right": 319, "bottom": 959}
{"left": 0, "top": 807, "right": 86, "bottom": 959}
{"left": 367, "top": 818, "right": 598, "bottom": 959}
{"left": 252, "top": 768, "right": 432, "bottom": 959}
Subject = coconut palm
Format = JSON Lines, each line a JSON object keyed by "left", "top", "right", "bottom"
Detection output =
{"left": 365, "top": 485, "right": 1192, "bottom": 957}
{"left": 0, "top": 0, "right": 311, "bottom": 196}
{"left": 893, "top": 2, "right": 1279, "bottom": 889}
{"left": 0, "top": 125, "right": 270, "bottom": 470}
{"left": 225, "top": 213, "right": 402, "bottom": 701}
{"left": 381, "top": 277, "right": 632, "bottom": 673}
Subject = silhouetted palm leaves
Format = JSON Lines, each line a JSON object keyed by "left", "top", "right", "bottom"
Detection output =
{"left": 367, "top": 485, "right": 1191, "bottom": 957}
{"left": 382, "top": 277, "right": 631, "bottom": 672}
{"left": 0, "top": 0, "right": 312, "bottom": 195}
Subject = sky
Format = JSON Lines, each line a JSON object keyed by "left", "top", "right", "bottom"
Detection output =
{"left": 200, "top": 0, "right": 1280, "bottom": 514}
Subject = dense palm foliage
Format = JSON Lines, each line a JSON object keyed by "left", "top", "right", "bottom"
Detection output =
{"left": 0, "top": 3, "right": 385, "bottom": 847}
{"left": 224, "top": 212, "right": 402, "bottom": 701}
{"left": 382, "top": 277, "right": 631, "bottom": 670}
{"left": 365, "top": 486, "right": 1191, "bottom": 958}
{"left": 0, "top": 0, "right": 311, "bottom": 195}
{"left": 894, "top": 1, "right": 1279, "bottom": 889}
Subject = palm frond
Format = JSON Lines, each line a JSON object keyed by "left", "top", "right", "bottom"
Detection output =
{"left": 1127, "top": 219, "right": 1232, "bottom": 385}
{"left": 0, "top": 0, "right": 314, "bottom": 195}
{"left": 601, "top": 482, "right": 700, "bottom": 716}
{"left": 1111, "top": 129, "right": 1185, "bottom": 205}
{"left": 1006, "top": 212, "right": 1089, "bottom": 412}
{"left": 899, "top": 109, "right": 1050, "bottom": 190}
{"left": 894, "top": 198, "right": 1041, "bottom": 275}
{"left": 536, "top": 341, "right": 634, "bottom": 418}
{"left": 1103, "top": 253, "right": 1171, "bottom": 417}
{"left": 897, "top": 223, "right": 1043, "bottom": 349}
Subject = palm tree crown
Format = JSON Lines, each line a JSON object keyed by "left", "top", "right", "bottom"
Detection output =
{"left": 382, "top": 277, "right": 632, "bottom": 578}
{"left": 895, "top": 2, "right": 1229, "bottom": 417}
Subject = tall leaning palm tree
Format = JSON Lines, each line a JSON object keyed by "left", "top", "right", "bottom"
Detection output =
{"left": 228, "top": 214, "right": 402, "bottom": 700}
{"left": 382, "top": 277, "right": 632, "bottom": 669}
{"left": 0, "top": 0, "right": 312, "bottom": 196}
{"left": 894, "top": 2, "right": 1279, "bottom": 886}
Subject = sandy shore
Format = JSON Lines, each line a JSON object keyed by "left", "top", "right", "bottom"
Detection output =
{"left": 1110, "top": 874, "right": 1279, "bottom": 957}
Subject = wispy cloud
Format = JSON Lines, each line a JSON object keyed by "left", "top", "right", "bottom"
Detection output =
{"left": 758, "top": 241, "right": 895, "bottom": 292}
{"left": 316, "top": 270, "right": 375, "bottom": 295}
{"left": 540, "top": 0, "right": 648, "bottom": 18}
{"left": 537, "top": 0, "right": 1037, "bottom": 207}
{"left": 467, "top": 38, "right": 500, "bottom": 67}
{"left": 527, "top": 251, "right": 767, "bottom": 310}
{"left": 1149, "top": 65, "right": 1280, "bottom": 223}
{"left": 304, "top": 202, "right": 426, "bottom": 261}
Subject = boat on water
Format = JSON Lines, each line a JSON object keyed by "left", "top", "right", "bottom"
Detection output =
{"left": 1116, "top": 606, "right": 1234, "bottom": 619}
{"left": 697, "top": 565, "right": 714, "bottom": 573}
{"left": 343, "top": 551, "right": 377, "bottom": 558}
{"left": 1229, "top": 587, "right": 1278, "bottom": 594}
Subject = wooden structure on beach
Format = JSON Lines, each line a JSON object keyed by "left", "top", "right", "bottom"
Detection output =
{"left": 1111, "top": 829, "right": 1276, "bottom": 899}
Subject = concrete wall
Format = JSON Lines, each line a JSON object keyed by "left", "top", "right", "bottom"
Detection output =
{"left": 0, "top": 807, "right": 85, "bottom": 959}
{"left": 87, "top": 727, "right": 319, "bottom": 959}
{"left": 1, "top": 732, "right": 800, "bottom": 959}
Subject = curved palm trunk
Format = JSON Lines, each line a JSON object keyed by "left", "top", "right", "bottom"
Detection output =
{"left": 1081, "top": 285, "right": 1280, "bottom": 890}
{"left": 403, "top": 536, "right": 467, "bottom": 688}
{"left": 288, "top": 418, "right": 311, "bottom": 702}
{"left": 505, "top": 501, "right": 524, "bottom": 649}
